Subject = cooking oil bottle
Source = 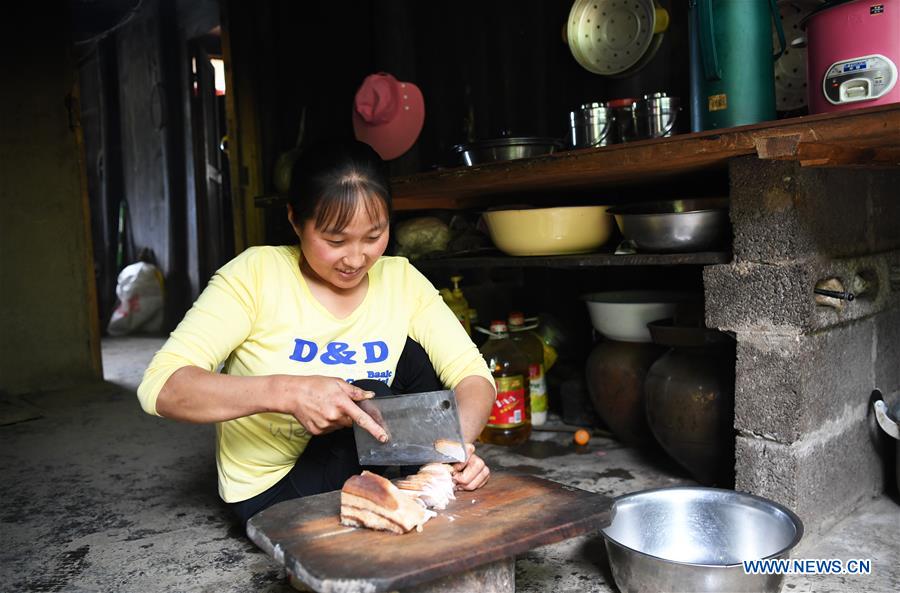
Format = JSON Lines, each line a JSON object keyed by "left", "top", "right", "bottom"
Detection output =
{"left": 508, "top": 312, "right": 548, "bottom": 426}
{"left": 439, "top": 275, "right": 471, "bottom": 335}
{"left": 480, "top": 320, "right": 531, "bottom": 445}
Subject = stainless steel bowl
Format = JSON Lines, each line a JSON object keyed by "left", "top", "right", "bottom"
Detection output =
{"left": 451, "top": 137, "right": 564, "bottom": 167}
{"left": 602, "top": 487, "right": 804, "bottom": 593}
{"left": 609, "top": 198, "right": 730, "bottom": 253}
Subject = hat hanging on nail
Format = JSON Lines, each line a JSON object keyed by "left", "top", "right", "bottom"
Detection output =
{"left": 352, "top": 72, "right": 425, "bottom": 161}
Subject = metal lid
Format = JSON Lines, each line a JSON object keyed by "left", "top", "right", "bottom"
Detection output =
{"left": 570, "top": 102, "right": 612, "bottom": 123}
{"left": 566, "top": 0, "right": 662, "bottom": 75}
{"left": 640, "top": 92, "right": 680, "bottom": 111}
{"left": 608, "top": 97, "right": 639, "bottom": 109}
{"left": 579, "top": 101, "right": 609, "bottom": 109}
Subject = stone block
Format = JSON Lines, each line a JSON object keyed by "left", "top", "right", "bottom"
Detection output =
{"left": 704, "top": 261, "right": 816, "bottom": 333}
{"left": 728, "top": 158, "right": 900, "bottom": 262}
{"left": 734, "top": 320, "right": 876, "bottom": 443}
{"left": 868, "top": 175, "right": 900, "bottom": 255}
{"left": 706, "top": 251, "right": 900, "bottom": 334}
{"left": 875, "top": 305, "right": 900, "bottom": 395}
{"left": 735, "top": 415, "right": 883, "bottom": 535}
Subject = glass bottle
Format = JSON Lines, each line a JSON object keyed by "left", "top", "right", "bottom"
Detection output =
{"left": 508, "top": 311, "right": 548, "bottom": 425}
{"left": 480, "top": 320, "right": 532, "bottom": 445}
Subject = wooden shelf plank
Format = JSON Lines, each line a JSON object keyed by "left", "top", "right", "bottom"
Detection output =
{"left": 412, "top": 251, "right": 731, "bottom": 270}
{"left": 391, "top": 104, "right": 900, "bottom": 211}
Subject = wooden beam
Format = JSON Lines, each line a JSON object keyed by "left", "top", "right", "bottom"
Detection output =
{"left": 71, "top": 79, "right": 103, "bottom": 379}
{"left": 413, "top": 251, "right": 732, "bottom": 270}
{"left": 795, "top": 143, "right": 900, "bottom": 168}
{"left": 755, "top": 134, "right": 900, "bottom": 168}
{"left": 391, "top": 105, "right": 900, "bottom": 211}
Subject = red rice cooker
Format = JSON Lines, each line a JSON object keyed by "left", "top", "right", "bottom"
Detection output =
{"left": 805, "top": 0, "right": 900, "bottom": 114}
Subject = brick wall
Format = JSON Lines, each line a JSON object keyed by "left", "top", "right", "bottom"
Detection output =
{"left": 704, "top": 157, "right": 900, "bottom": 534}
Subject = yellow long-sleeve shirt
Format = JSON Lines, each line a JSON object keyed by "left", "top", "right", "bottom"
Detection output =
{"left": 137, "top": 245, "right": 493, "bottom": 502}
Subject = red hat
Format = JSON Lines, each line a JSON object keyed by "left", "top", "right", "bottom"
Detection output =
{"left": 352, "top": 72, "right": 425, "bottom": 161}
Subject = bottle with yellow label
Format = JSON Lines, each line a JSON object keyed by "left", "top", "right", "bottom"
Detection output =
{"left": 508, "top": 311, "right": 548, "bottom": 426}
{"left": 479, "top": 320, "right": 531, "bottom": 445}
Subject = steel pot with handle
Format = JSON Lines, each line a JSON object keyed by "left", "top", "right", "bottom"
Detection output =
{"left": 567, "top": 102, "right": 614, "bottom": 148}
{"left": 636, "top": 92, "right": 682, "bottom": 138}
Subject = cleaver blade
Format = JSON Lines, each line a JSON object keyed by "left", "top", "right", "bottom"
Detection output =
{"left": 353, "top": 389, "right": 468, "bottom": 466}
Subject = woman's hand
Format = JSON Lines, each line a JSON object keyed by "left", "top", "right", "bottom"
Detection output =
{"left": 274, "top": 375, "right": 388, "bottom": 442}
{"left": 451, "top": 443, "right": 490, "bottom": 491}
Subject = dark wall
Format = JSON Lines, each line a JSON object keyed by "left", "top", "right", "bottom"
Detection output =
{"left": 229, "top": 0, "right": 689, "bottom": 182}
{"left": 1, "top": 1, "right": 101, "bottom": 393}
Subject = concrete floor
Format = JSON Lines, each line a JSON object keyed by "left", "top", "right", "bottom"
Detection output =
{"left": 1, "top": 336, "right": 897, "bottom": 593}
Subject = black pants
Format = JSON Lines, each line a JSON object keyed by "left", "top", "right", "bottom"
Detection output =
{"left": 229, "top": 337, "right": 442, "bottom": 525}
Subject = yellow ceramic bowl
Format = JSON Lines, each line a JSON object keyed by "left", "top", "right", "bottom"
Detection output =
{"left": 483, "top": 205, "right": 612, "bottom": 256}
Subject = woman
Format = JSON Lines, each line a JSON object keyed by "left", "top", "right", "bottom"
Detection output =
{"left": 137, "top": 140, "right": 496, "bottom": 525}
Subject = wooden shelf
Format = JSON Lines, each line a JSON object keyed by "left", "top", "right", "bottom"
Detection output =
{"left": 412, "top": 250, "right": 731, "bottom": 270}
{"left": 391, "top": 104, "right": 900, "bottom": 211}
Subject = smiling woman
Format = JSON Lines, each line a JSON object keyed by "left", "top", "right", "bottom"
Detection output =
{"left": 136, "top": 138, "right": 496, "bottom": 526}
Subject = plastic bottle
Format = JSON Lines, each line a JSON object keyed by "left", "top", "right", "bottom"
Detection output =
{"left": 479, "top": 320, "right": 532, "bottom": 445}
{"left": 508, "top": 312, "right": 548, "bottom": 426}
{"left": 439, "top": 275, "right": 471, "bottom": 335}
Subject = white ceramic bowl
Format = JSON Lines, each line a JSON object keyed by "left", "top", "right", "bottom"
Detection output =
{"left": 583, "top": 290, "right": 698, "bottom": 342}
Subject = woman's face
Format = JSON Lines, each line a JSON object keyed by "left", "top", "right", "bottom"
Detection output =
{"left": 289, "top": 197, "right": 390, "bottom": 292}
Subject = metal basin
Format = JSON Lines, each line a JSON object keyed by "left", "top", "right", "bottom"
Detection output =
{"left": 609, "top": 198, "right": 730, "bottom": 253}
{"left": 451, "top": 137, "right": 564, "bottom": 167}
{"left": 602, "top": 487, "right": 803, "bottom": 593}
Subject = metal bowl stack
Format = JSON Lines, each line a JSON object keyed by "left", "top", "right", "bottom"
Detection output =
{"left": 609, "top": 198, "right": 730, "bottom": 253}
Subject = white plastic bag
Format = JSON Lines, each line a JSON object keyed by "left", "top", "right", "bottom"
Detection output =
{"left": 107, "top": 262, "right": 165, "bottom": 336}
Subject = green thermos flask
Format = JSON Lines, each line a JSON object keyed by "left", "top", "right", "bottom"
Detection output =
{"left": 689, "top": 0, "right": 786, "bottom": 131}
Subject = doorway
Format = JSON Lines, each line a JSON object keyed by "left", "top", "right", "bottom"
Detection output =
{"left": 189, "top": 33, "right": 234, "bottom": 296}
{"left": 74, "top": 0, "right": 233, "bottom": 338}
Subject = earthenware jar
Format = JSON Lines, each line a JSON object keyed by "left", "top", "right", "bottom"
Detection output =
{"left": 644, "top": 320, "right": 735, "bottom": 486}
{"left": 586, "top": 339, "right": 666, "bottom": 449}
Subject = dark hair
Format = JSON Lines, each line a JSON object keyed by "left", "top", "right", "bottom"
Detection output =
{"left": 287, "top": 139, "right": 392, "bottom": 232}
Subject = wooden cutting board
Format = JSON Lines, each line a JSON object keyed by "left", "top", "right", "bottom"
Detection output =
{"left": 247, "top": 472, "right": 611, "bottom": 593}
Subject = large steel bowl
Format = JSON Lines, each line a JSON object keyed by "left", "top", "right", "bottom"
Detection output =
{"left": 602, "top": 487, "right": 804, "bottom": 593}
{"left": 609, "top": 198, "right": 730, "bottom": 253}
{"left": 451, "top": 137, "right": 564, "bottom": 167}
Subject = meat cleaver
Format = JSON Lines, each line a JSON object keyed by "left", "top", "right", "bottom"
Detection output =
{"left": 353, "top": 389, "right": 468, "bottom": 465}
